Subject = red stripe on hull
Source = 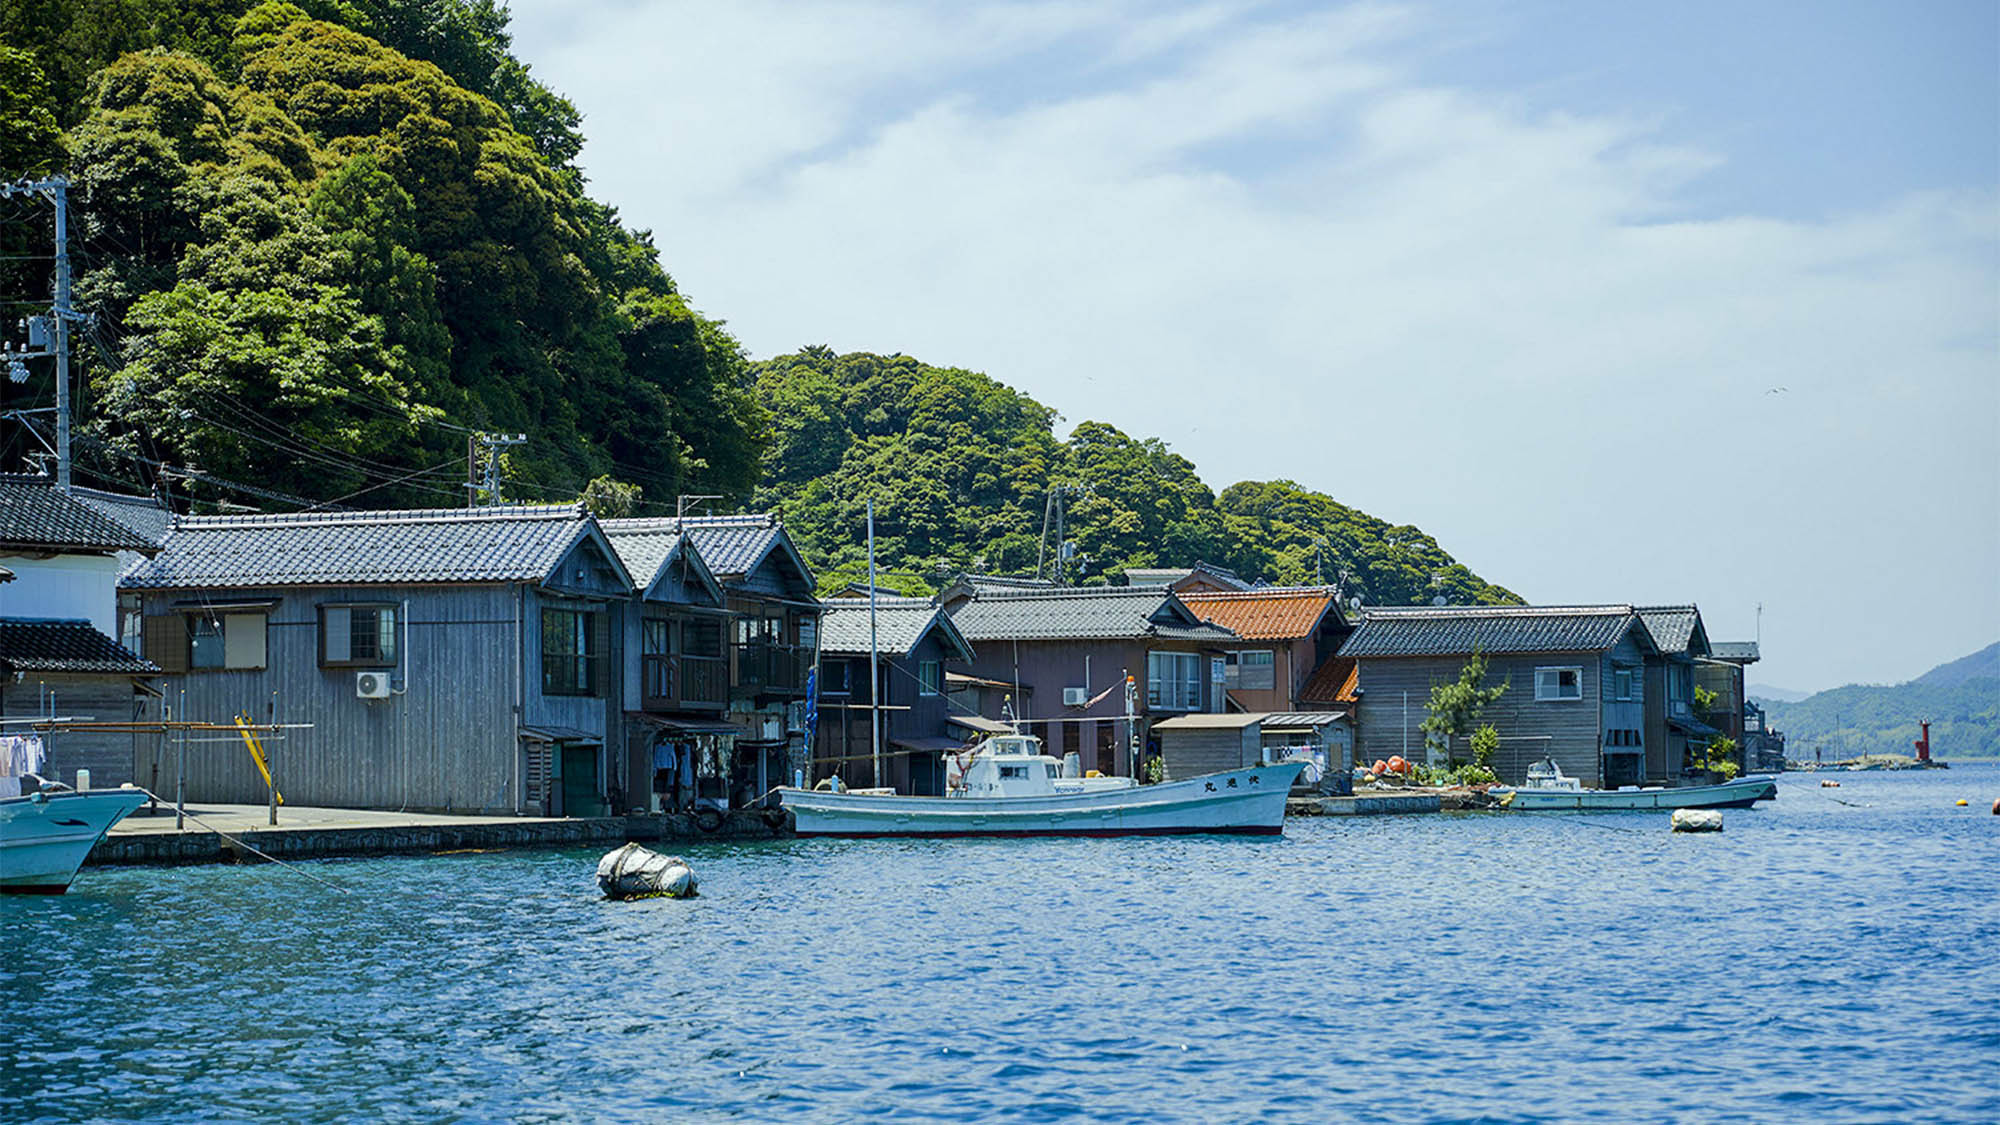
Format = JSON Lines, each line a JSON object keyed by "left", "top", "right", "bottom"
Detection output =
{"left": 0, "top": 883, "right": 72, "bottom": 895}
{"left": 794, "top": 825, "right": 1284, "bottom": 839}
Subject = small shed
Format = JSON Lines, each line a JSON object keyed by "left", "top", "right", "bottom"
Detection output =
{"left": 1152, "top": 710, "right": 1352, "bottom": 793}
{"left": 1151, "top": 713, "right": 1262, "bottom": 779}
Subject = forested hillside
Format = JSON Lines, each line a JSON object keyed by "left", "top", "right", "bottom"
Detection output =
{"left": 0, "top": 0, "right": 762, "bottom": 508}
{"left": 1, "top": 2, "right": 1520, "bottom": 602}
{"left": 753, "top": 348, "right": 1521, "bottom": 603}
{"left": 1755, "top": 643, "right": 2000, "bottom": 761}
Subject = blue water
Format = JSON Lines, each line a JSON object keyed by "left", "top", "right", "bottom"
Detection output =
{"left": 6, "top": 766, "right": 1998, "bottom": 1123}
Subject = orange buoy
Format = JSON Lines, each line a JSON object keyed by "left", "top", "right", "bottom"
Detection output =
{"left": 1991, "top": 798, "right": 1998, "bottom": 815}
{"left": 1821, "top": 780, "right": 1840, "bottom": 788}
{"left": 1388, "top": 756, "right": 1407, "bottom": 775}
{"left": 1373, "top": 759, "right": 1389, "bottom": 776}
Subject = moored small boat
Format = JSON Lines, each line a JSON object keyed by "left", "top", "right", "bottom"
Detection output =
{"left": 779, "top": 733, "right": 1305, "bottom": 838}
{"left": 1, "top": 787, "right": 150, "bottom": 894}
{"left": 1492, "top": 757, "right": 1777, "bottom": 811}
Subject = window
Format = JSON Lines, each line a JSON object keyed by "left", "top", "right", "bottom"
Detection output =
{"left": 642, "top": 618, "right": 672, "bottom": 657}
{"left": 1231, "top": 650, "right": 1275, "bottom": 691}
{"left": 798, "top": 618, "right": 818, "bottom": 651}
{"left": 683, "top": 620, "right": 722, "bottom": 658}
{"left": 191, "top": 615, "right": 225, "bottom": 670}
{"left": 321, "top": 605, "right": 396, "bottom": 666}
{"left": 1147, "top": 651, "right": 1203, "bottom": 711}
{"left": 191, "top": 612, "right": 267, "bottom": 671}
{"left": 542, "top": 607, "right": 599, "bottom": 696}
{"left": 918, "top": 660, "right": 942, "bottom": 696}
{"left": 1535, "top": 666, "right": 1583, "bottom": 701}
{"left": 1613, "top": 668, "right": 1634, "bottom": 701}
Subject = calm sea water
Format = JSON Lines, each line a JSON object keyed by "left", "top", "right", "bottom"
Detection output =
{"left": 6, "top": 765, "right": 1998, "bottom": 1123}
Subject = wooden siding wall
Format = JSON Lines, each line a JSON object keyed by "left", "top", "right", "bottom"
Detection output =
{"left": 139, "top": 585, "right": 522, "bottom": 812}
{"left": 1159, "top": 726, "right": 1258, "bottom": 780}
{"left": 1354, "top": 652, "right": 1607, "bottom": 786}
{"left": 3, "top": 673, "right": 152, "bottom": 788}
{"left": 525, "top": 587, "right": 620, "bottom": 814}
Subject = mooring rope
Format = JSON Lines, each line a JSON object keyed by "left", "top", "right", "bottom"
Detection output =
{"left": 137, "top": 789, "right": 352, "bottom": 895}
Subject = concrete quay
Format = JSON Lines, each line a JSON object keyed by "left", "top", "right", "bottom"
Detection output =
{"left": 1287, "top": 787, "right": 1497, "bottom": 816}
{"left": 91, "top": 804, "right": 789, "bottom": 868}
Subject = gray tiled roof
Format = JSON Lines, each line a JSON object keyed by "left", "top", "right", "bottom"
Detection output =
{"left": 122, "top": 504, "right": 598, "bottom": 589}
{"left": 0, "top": 618, "right": 159, "bottom": 674}
{"left": 72, "top": 486, "right": 171, "bottom": 547}
{"left": 1636, "top": 605, "right": 1707, "bottom": 655}
{"left": 946, "top": 587, "right": 1238, "bottom": 644}
{"left": 674, "top": 515, "right": 781, "bottom": 578}
{"left": 819, "top": 597, "right": 973, "bottom": 660}
{"left": 1338, "top": 605, "right": 1639, "bottom": 658}
{"left": 601, "top": 525, "right": 683, "bottom": 589}
{"left": 0, "top": 475, "right": 156, "bottom": 553}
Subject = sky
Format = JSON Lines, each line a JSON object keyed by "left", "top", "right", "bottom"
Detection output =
{"left": 506, "top": 0, "right": 1998, "bottom": 695}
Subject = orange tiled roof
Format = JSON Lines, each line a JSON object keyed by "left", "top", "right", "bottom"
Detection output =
{"left": 1300, "top": 656, "right": 1358, "bottom": 704}
{"left": 1178, "top": 587, "right": 1339, "bottom": 641}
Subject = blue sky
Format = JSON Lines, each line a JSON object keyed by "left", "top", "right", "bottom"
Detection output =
{"left": 508, "top": 0, "right": 1998, "bottom": 694}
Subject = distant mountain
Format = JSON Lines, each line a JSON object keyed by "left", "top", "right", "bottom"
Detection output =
{"left": 1755, "top": 642, "right": 2000, "bottom": 761}
{"left": 1913, "top": 642, "right": 2000, "bottom": 689}
{"left": 1747, "top": 683, "right": 1812, "bottom": 703}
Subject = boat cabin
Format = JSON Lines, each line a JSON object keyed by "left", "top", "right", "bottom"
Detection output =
{"left": 946, "top": 735, "right": 1137, "bottom": 798}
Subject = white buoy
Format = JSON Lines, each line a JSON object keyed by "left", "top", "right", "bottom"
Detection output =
{"left": 596, "top": 843, "right": 699, "bottom": 900}
{"left": 1671, "top": 808, "right": 1723, "bottom": 833}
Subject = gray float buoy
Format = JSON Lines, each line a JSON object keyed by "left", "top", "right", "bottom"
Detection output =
{"left": 1671, "top": 808, "right": 1723, "bottom": 833}
{"left": 597, "top": 842, "right": 698, "bottom": 900}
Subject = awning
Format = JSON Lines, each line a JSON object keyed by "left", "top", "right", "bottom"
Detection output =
{"left": 1261, "top": 711, "right": 1349, "bottom": 734}
{"left": 947, "top": 714, "right": 1014, "bottom": 735}
{"left": 944, "top": 671, "right": 1013, "bottom": 690}
{"left": 170, "top": 597, "right": 281, "bottom": 612}
{"left": 891, "top": 736, "right": 967, "bottom": 753}
{"left": 1667, "top": 714, "right": 1719, "bottom": 737}
{"left": 519, "top": 724, "right": 601, "bottom": 743}
{"left": 624, "top": 713, "right": 740, "bottom": 735}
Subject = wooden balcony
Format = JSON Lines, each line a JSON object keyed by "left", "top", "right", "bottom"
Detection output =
{"left": 641, "top": 653, "right": 729, "bottom": 711}
{"left": 735, "top": 641, "right": 808, "bottom": 696}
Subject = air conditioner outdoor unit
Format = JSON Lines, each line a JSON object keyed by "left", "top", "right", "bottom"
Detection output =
{"left": 356, "top": 670, "right": 392, "bottom": 699}
{"left": 1063, "top": 686, "right": 1088, "bottom": 707}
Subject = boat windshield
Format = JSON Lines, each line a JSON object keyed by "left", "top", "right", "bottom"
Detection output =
{"left": 986, "top": 736, "right": 1040, "bottom": 756}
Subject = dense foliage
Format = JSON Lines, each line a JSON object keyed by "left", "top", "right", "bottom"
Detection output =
{"left": 2, "top": 2, "right": 1520, "bottom": 602}
{"left": 753, "top": 348, "right": 1520, "bottom": 602}
{"left": 0, "top": 0, "right": 761, "bottom": 506}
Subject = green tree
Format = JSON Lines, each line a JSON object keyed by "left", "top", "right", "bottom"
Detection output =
{"left": 579, "top": 474, "right": 641, "bottom": 518}
{"left": 1419, "top": 650, "right": 1509, "bottom": 763}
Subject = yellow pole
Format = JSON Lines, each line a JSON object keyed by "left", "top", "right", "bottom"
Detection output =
{"left": 236, "top": 712, "right": 284, "bottom": 805}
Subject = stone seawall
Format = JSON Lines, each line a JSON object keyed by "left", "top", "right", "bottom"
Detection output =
{"left": 90, "top": 817, "right": 633, "bottom": 867}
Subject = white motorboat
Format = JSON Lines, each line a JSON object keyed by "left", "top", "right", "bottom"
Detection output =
{"left": 779, "top": 734, "right": 1305, "bottom": 838}
{"left": 1, "top": 787, "right": 148, "bottom": 894}
{"left": 1492, "top": 757, "right": 1778, "bottom": 811}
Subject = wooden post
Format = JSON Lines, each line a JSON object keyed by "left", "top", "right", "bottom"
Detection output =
{"left": 174, "top": 696, "right": 187, "bottom": 832}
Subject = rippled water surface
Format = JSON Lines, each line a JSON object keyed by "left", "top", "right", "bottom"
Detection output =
{"left": 7, "top": 765, "right": 1999, "bottom": 1123}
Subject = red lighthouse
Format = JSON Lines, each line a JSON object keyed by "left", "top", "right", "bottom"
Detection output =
{"left": 1913, "top": 720, "right": 1931, "bottom": 763}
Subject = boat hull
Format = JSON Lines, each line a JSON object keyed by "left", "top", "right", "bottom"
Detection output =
{"left": 780, "top": 763, "right": 1303, "bottom": 838}
{"left": 0, "top": 789, "right": 149, "bottom": 894}
{"left": 1495, "top": 775, "right": 1779, "bottom": 811}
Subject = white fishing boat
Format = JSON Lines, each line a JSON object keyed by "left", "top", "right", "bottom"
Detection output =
{"left": 779, "top": 734, "right": 1305, "bottom": 838}
{"left": 1, "top": 787, "right": 149, "bottom": 894}
{"left": 1492, "top": 757, "right": 1777, "bottom": 811}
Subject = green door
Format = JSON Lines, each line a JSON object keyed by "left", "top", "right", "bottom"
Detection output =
{"left": 560, "top": 744, "right": 604, "bottom": 817}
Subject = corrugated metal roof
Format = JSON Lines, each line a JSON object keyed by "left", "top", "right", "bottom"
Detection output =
{"left": 1123, "top": 562, "right": 1249, "bottom": 591}
{"left": 121, "top": 504, "right": 601, "bottom": 589}
{"left": 1180, "top": 587, "right": 1340, "bottom": 640}
{"left": 1710, "top": 640, "right": 1760, "bottom": 663}
{"left": 1636, "top": 605, "right": 1708, "bottom": 655}
{"left": 0, "top": 618, "right": 159, "bottom": 674}
{"left": 946, "top": 587, "right": 1238, "bottom": 643}
{"left": 818, "top": 597, "right": 974, "bottom": 661}
{"left": 1338, "top": 605, "right": 1639, "bottom": 658}
{"left": 0, "top": 475, "right": 157, "bottom": 553}
{"left": 1151, "top": 713, "right": 1261, "bottom": 730}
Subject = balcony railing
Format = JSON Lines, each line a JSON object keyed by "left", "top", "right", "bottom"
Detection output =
{"left": 641, "top": 653, "right": 729, "bottom": 710}
{"left": 736, "top": 641, "right": 807, "bottom": 695}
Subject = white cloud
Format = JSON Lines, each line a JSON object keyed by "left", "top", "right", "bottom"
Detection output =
{"left": 509, "top": 0, "right": 1998, "bottom": 690}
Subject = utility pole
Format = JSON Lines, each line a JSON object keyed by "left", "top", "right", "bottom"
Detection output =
{"left": 2, "top": 176, "right": 77, "bottom": 489}
{"left": 675, "top": 493, "right": 721, "bottom": 529}
{"left": 463, "top": 432, "right": 525, "bottom": 506}
{"left": 867, "top": 497, "right": 881, "bottom": 787}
